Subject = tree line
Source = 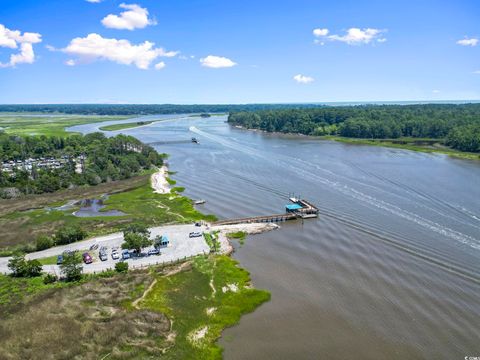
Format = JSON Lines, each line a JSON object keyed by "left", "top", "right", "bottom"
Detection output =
{"left": 0, "top": 132, "right": 166, "bottom": 198}
{"left": 0, "top": 103, "right": 325, "bottom": 116}
{"left": 227, "top": 104, "right": 480, "bottom": 152}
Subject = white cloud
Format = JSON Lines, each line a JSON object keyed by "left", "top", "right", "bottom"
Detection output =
{"left": 432, "top": 89, "right": 440, "bottom": 94}
{"left": 200, "top": 55, "right": 236, "bottom": 68}
{"left": 457, "top": 38, "right": 478, "bottom": 46}
{"left": 313, "top": 28, "right": 329, "bottom": 37}
{"left": 86, "top": 0, "right": 102, "bottom": 3}
{"left": 154, "top": 61, "right": 166, "bottom": 70}
{"left": 102, "top": 3, "right": 156, "bottom": 30}
{"left": 473, "top": 70, "right": 480, "bottom": 74}
{"left": 65, "top": 59, "right": 76, "bottom": 66}
{"left": 0, "top": 24, "right": 42, "bottom": 68}
{"left": 62, "top": 33, "right": 177, "bottom": 69}
{"left": 293, "top": 74, "right": 314, "bottom": 84}
{"left": 313, "top": 27, "right": 386, "bottom": 45}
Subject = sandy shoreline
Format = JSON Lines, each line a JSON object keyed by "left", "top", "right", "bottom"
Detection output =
{"left": 210, "top": 223, "right": 279, "bottom": 255}
{"left": 151, "top": 166, "right": 171, "bottom": 194}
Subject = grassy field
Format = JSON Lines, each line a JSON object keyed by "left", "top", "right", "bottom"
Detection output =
{"left": 0, "top": 274, "right": 69, "bottom": 316}
{"left": 322, "top": 136, "right": 480, "bottom": 160}
{"left": 0, "top": 256, "right": 270, "bottom": 359}
{"left": 99, "top": 121, "right": 154, "bottom": 131}
{"left": 0, "top": 174, "right": 216, "bottom": 252}
{"left": 0, "top": 114, "right": 129, "bottom": 136}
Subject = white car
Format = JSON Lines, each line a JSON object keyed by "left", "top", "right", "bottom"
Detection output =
{"left": 111, "top": 250, "right": 120, "bottom": 260}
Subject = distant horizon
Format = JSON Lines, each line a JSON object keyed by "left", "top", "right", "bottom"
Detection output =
{"left": 1, "top": 100, "right": 480, "bottom": 106}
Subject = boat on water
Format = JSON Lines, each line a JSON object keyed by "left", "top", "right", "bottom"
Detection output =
{"left": 191, "top": 137, "right": 199, "bottom": 144}
{"left": 193, "top": 199, "right": 206, "bottom": 205}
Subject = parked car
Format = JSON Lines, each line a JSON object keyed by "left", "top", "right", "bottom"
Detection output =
{"left": 89, "top": 243, "right": 99, "bottom": 251}
{"left": 148, "top": 248, "right": 160, "bottom": 256}
{"left": 56, "top": 254, "right": 64, "bottom": 265}
{"left": 189, "top": 231, "right": 202, "bottom": 238}
{"left": 111, "top": 249, "right": 120, "bottom": 260}
{"left": 122, "top": 249, "right": 130, "bottom": 260}
{"left": 82, "top": 252, "right": 93, "bottom": 264}
{"left": 99, "top": 250, "right": 108, "bottom": 262}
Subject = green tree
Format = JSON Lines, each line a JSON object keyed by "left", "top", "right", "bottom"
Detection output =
{"left": 8, "top": 254, "right": 43, "bottom": 277}
{"left": 60, "top": 252, "right": 83, "bottom": 282}
{"left": 123, "top": 223, "right": 150, "bottom": 237}
{"left": 122, "top": 232, "right": 153, "bottom": 254}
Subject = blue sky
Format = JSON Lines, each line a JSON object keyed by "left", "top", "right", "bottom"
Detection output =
{"left": 1, "top": 0, "right": 479, "bottom": 103}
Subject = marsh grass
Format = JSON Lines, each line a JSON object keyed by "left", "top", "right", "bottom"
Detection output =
{"left": 227, "top": 231, "right": 247, "bottom": 245}
{"left": 141, "top": 255, "right": 271, "bottom": 359}
{"left": 0, "top": 114, "right": 129, "bottom": 137}
{"left": 0, "top": 270, "right": 172, "bottom": 360}
{"left": 0, "top": 255, "right": 269, "bottom": 359}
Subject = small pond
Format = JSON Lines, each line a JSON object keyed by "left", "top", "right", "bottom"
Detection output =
{"left": 73, "top": 197, "right": 126, "bottom": 217}
{"left": 49, "top": 196, "right": 126, "bottom": 217}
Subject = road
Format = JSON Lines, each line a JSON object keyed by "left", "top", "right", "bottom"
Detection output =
{"left": 0, "top": 224, "right": 210, "bottom": 275}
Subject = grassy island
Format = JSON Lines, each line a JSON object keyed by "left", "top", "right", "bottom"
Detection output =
{"left": 99, "top": 121, "right": 154, "bottom": 132}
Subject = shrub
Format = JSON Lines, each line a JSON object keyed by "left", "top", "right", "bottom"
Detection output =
{"left": 55, "top": 226, "right": 87, "bottom": 245}
{"left": 43, "top": 273, "right": 57, "bottom": 284}
{"left": 115, "top": 261, "right": 129, "bottom": 273}
{"left": 8, "top": 254, "right": 43, "bottom": 277}
{"left": 36, "top": 235, "right": 54, "bottom": 251}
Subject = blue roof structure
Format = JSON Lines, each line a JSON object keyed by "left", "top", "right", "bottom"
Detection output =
{"left": 286, "top": 204, "right": 302, "bottom": 211}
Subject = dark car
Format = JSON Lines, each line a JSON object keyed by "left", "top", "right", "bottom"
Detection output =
{"left": 122, "top": 249, "right": 130, "bottom": 260}
{"left": 189, "top": 231, "right": 202, "bottom": 238}
{"left": 56, "top": 254, "right": 64, "bottom": 265}
{"left": 82, "top": 252, "right": 93, "bottom": 264}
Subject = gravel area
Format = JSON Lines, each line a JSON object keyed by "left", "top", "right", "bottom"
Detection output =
{"left": 0, "top": 224, "right": 209, "bottom": 275}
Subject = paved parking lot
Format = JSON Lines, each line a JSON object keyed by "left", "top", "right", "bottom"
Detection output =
{"left": 0, "top": 224, "right": 210, "bottom": 275}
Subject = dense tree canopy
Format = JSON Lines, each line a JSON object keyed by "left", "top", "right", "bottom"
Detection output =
{"left": 0, "top": 132, "right": 166, "bottom": 197}
{"left": 0, "top": 103, "right": 325, "bottom": 115}
{"left": 227, "top": 104, "right": 480, "bottom": 152}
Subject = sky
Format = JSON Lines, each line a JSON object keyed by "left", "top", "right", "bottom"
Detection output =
{"left": 0, "top": 0, "right": 479, "bottom": 104}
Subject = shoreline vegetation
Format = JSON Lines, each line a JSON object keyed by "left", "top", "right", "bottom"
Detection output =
{"left": 321, "top": 136, "right": 480, "bottom": 160}
{"left": 234, "top": 125, "right": 480, "bottom": 160}
{"left": 228, "top": 104, "right": 480, "bottom": 160}
{"left": 0, "top": 112, "right": 274, "bottom": 359}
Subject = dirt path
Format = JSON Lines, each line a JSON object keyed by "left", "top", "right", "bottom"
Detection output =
{"left": 132, "top": 278, "right": 158, "bottom": 309}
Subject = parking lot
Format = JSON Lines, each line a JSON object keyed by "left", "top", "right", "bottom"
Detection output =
{"left": 0, "top": 224, "right": 210, "bottom": 275}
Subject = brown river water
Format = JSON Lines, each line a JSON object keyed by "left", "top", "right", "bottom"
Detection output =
{"left": 70, "top": 115, "right": 480, "bottom": 359}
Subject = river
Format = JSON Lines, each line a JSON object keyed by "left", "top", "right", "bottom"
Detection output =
{"left": 69, "top": 115, "right": 480, "bottom": 359}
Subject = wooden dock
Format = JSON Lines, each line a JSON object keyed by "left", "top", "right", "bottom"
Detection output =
{"left": 212, "top": 197, "right": 319, "bottom": 226}
{"left": 213, "top": 213, "right": 298, "bottom": 226}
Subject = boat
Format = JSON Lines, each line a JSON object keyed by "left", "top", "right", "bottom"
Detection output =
{"left": 191, "top": 137, "right": 199, "bottom": 144}
{"left": 193, "top": 199, "right": 206, "bottom": 205}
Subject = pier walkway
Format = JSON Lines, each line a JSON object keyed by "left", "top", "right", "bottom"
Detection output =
{"left": 212, "top": 198, "right": 319, "bottom": 226}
